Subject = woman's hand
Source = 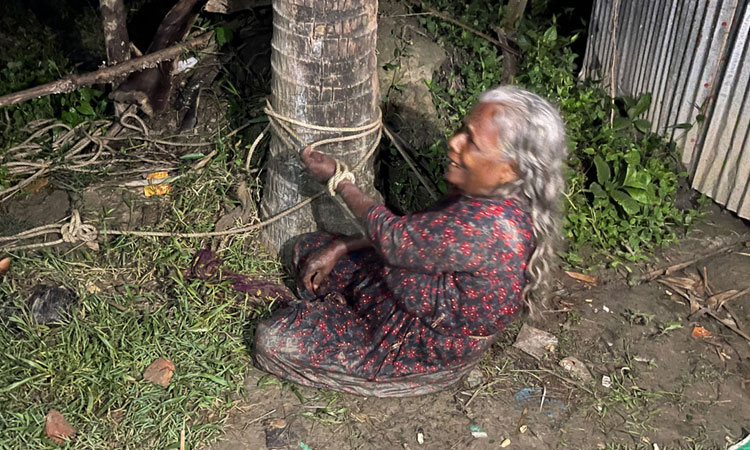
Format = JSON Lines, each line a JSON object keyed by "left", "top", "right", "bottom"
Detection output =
{"left": 301, "top": 146, "right": 337, "bottom": 184}
{"left": 300, "top": 242, "right": 343, "bottom": 293}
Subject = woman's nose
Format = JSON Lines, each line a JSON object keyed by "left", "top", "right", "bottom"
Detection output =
{"left": 447, "top": 134, "right": 463, "bottom": 154}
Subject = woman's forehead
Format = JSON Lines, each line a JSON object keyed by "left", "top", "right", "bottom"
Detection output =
{"left": 467, "top": 103, "right": 502, "bottom": 135}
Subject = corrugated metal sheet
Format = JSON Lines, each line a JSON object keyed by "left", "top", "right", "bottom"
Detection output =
{"left": 581, "top": 0, "right": 750, "bottom": 219}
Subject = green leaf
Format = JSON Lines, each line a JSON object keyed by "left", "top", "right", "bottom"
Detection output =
{"left": 543, "top": 26, "right": 558, "bottom": 43}
{"left": 673, "top": 122, "right": 693, "bottom": 130}
{"left": 593, "top": 155, "right": 611, "bottom": 185}
{"left": 215, "top": 27, "right": 234, "bottom": 46}
{"left": 76, "top": 102, "right": 95, "bottom": 116}
{"left": 611, "top": 189, "right": 640, "bottom": 215}
{"left": 180, "top": 153, "right": 205, "bottom": 160}
{"left": 590, "top": 182, "right": 607, "bottom": 199}
{"left": 624, "top": 187, "right": 650, "bottom": 204}
{"left": 631, "top": 93, "right": 652, "bottom": 117}
{"left": 612, "top": 117, "right": 631, "bottom": 131}
{"left": 623, "top": 164, "right": 650, "bottom": 189}
{"left": 633, "top": 119, "right": 651, "bottom": 133}
{"left": 517, "top": 34, "right": 532, "bottom": 51}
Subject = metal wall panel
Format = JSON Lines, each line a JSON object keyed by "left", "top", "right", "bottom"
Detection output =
{"left": 581, "top": 0, "right": 750, "bottom": 219}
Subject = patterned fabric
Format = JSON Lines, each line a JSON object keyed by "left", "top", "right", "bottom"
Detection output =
{"left": 254, "top": 195, "right": 535, "bottom": 397}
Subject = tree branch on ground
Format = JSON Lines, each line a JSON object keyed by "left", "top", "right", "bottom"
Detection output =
{"left": 0, "top": 32, "right": 213, "bottom": 109}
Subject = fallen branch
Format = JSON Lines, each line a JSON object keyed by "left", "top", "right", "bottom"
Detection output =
{"left": 637, "top": 235, "right": 750, "bottom": 282}
{"left": 0, "top": 32, "right": 214, "bottom": 109}
{"left": 707, "top": 310, "right": 750, "bottom": 343}
{"left": 406, "top": 0, "right": 519, "bottom": 56}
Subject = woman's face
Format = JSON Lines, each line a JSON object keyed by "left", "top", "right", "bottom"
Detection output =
{"left": 445, "top": 103, "right": 518, "bottom": 196}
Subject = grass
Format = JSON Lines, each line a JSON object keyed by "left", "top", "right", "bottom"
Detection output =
{"left": 0, "top": 152, "right": 281, "bottom": 449}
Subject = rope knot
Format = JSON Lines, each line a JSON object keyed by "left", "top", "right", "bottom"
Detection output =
{"left": 60, "top": 210, "right": 98, "bottom": 244}
{"left": 327, "top": 160, "right": 355, "bottom": 196}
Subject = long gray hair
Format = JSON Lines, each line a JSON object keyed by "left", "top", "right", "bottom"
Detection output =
{"left": 478, "top": 86, "right": 567, "bottom": 316}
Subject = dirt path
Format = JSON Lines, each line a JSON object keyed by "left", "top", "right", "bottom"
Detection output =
{"left": 207, "top": 207, "right": 750, "bottom": 450}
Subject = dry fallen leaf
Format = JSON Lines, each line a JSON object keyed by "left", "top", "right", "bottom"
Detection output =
{"left": 564, "top": 271, "right": 598, "bottom": 284}
{"left": 45, "top": 409, "right": 76, "bottom": 444}
{"left": 22, "top": 177, "right": 49, "bottom": 194}
{"left": 0, "top": 257, "right": 10, "bottom": 276}
{"left": 691, "top": 326, "right": 711, "bottom": 338}
{"left": 143, "top": 358, "right": 175, "bottom": 387}
{"left": 143, "top": 172, "right": 172, "bottom": 197}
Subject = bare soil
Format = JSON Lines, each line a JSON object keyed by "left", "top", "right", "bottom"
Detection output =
{"left": 207, "top": 206, "right": 750, "bottom": 450}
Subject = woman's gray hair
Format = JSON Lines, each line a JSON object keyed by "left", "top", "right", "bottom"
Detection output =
{"left": 478, "top": 85, "right": 567, "bottom": 317}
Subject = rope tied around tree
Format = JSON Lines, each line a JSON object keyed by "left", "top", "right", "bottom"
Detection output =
{"left": 1, "top": 100, "right": 440, "bottom": 251}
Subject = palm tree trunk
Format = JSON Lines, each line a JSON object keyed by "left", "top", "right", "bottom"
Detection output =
{"left": 261, "top": 0, "right": 380, "bottom": 256}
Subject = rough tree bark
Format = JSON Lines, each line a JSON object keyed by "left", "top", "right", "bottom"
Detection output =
{"left": 260, "top": 0, "right": 380, "bottom": 256}
{"left": 500, "top": 0, "right": 527, "bottom": 83}
{"left": 100, "top": 0, "right": 131, "bottom": 68}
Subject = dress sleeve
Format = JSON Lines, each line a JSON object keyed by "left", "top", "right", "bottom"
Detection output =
{"left": 363, "top": 199, "right": 526, "bottom": 274}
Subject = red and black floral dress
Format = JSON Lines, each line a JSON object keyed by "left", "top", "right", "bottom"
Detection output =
{"left": 254, "top": 195, "right": 535, "bottom": 397}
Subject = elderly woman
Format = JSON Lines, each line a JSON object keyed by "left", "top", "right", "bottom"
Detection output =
{"left": 254, "top": 86, "right": 567, "bottom": 397}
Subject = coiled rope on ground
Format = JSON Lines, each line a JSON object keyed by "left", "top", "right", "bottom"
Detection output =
{"left": 1, "top": 102, "right": 394, "bottom": 251}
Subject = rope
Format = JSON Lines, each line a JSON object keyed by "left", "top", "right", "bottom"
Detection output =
{"left": 1, "top": 210, "right": 98, "bottom": 251}
{"left": 0, "top": 99, "right": 440, "bottom": 252}
{"left": 0, "top": 103, "right": 383, "bottom": 251}
{"left": 327, "top": 160, "right": 355, "bottom": 196}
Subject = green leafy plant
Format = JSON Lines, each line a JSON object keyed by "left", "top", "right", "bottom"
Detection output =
{"left": 409, "top": 1, "right": 699, "bottom": 265}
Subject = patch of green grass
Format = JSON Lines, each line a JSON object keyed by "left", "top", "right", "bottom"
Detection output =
{"left": 0, "top": 154, "right": 281, "bottom": 448}
{"left": 594, "top": 372, "right": 680, "bottom": 439}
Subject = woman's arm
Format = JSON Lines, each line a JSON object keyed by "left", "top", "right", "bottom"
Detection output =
{"left": 300, "top": 146, "right": 376, "bottom": 219}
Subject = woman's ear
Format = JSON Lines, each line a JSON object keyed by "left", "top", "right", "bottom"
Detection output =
{"left": 497, "top": 161, "right": 519, "bottom": 184}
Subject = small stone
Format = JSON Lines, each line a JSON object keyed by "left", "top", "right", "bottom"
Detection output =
{"left": 143, "top": 358, "right": 175, "bottom": 387}
{"left": 559, "top": 356, "right": 593, "bottom": 382}
{"left": 0, "top": 257, "right": 10, "bottom": 276}
{"left": 45, "top": 409, "right": 76, "bottom": 444}
{"left": 602, "top": 375, "right": 612, "bottom": 388}
{"left": 500, "top": 438, "right": 511, "bottom": 447}
{"left": 30, "top": 285, "right": 76, "bottom": 325}
{"left": 465, "top": 368, "right": 484, "bottom": 389}
{"left": 519, "top": 425, "right": 528, "bottom": 434}
{"left": 512, "top": 324, "right": 558, "bottom": 360}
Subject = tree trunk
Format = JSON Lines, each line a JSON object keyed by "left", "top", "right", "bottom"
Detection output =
{"left": 100, "top": 0, "right": 131, "bottom": 68}
{"left": 260, "top": 0, "right": 380, "bottom": 256}
{"left": 500, "top": 0, "right": 527, "bottom": 83}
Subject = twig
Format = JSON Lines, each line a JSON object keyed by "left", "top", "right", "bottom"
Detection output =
{"left": 539, "top": 384, "right": 547, "bottom": 412}
{"left": 382, "top": 125, "right": 439, "bottom": 201}
{"left": 464, "top": 379, "right": 502, "bottom": 408}
{"left": 407, "top": 1, "right": 519, "bottom": 56}
{"left": 609, "top": 0, "right": 621, "bottom": 125}
{"left": 707, "top": 310, "right": 750, "bottom": 343}
{"left": 0, "top": 32, "right": 213, "bottom": 108}
{"left": 245, "top": 409, "right": 276, "bottom": 427}
{"left": 638, "top": 236, "right": 750, "bottom": 282}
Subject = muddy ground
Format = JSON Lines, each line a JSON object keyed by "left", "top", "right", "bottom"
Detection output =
{"left": 206, "top": 206, "right": 750, "bottom": 450}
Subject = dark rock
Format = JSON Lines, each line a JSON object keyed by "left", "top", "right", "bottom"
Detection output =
{"left": 30, "top": 285, "right": 76, "bottom": 325}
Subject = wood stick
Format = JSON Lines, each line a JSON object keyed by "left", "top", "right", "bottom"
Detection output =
{"left": 707, "top": 310, "right": 750, "bottom": 343}
{"left": 100, "top": 0, "right": 131, "bottom": 68}
{"left": 406, "top": 0, "right": 519, "bottom": 56}
{"left": 0, "top": 32, "right": 213, "bottom": 109}
{"left": 638, "top": 235, "right": 750, "bottom": 282}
